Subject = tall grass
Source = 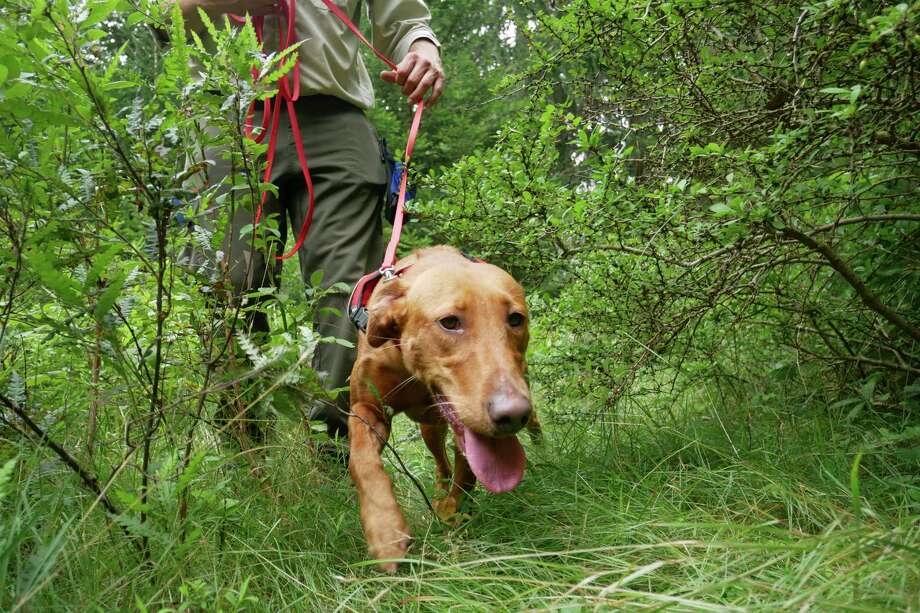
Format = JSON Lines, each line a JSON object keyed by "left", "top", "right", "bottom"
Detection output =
{"left": 3, "top": 382, "right": 919, "bottom": 611}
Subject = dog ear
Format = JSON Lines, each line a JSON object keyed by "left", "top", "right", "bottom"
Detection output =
{"left": 366, "top": 279, "right": 405, "bottom": 348}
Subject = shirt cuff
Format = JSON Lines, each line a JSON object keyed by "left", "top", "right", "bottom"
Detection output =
{"left": 393, "top": 26, "right": 440, "bottom": 63}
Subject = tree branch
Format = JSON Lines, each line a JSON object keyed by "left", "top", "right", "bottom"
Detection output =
{"left": 0, "top": 392, "right": 140, "bottom": 550}
{"left": 780, "top": 227, "right": 920, "bottom": 343}
{"left": 810, "top": 213, "right": 920, "bottom": 234}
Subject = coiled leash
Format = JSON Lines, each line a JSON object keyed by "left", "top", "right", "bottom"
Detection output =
{"left": 234, "top": 0, "right": 425, "bottom": 264}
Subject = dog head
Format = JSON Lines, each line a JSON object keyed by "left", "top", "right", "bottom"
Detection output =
{"left": 366, "top": 253, "right": 531, "bottom": 492}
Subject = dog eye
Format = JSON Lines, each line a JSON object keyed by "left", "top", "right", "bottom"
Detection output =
{"left": 438, "top": 316, "right": 462, "bottom": 331}
{"left": 508, "top": 312, "right": 526, "bottom": 327}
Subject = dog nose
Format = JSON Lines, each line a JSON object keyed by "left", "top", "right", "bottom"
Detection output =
{"left": 487, "top": 392, "right": 531, "bottom": 435}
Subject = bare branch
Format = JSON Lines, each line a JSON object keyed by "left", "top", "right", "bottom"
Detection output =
{"left": 0, "top": 393, "right": 141, "bottom": 551}
{"left": 810, "top": 214, "right": 920, "bottom": 234}
{"left": 780, "top": 226, "right": 920, "bottom": 344}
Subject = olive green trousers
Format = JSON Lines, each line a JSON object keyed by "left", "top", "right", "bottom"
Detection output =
{"left": 192, "top": 95, "right": 387, "bottom": 438}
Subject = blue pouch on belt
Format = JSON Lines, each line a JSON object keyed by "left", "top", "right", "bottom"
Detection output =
{"left": 379, "top": 138, "right": 415, "bottom": 224}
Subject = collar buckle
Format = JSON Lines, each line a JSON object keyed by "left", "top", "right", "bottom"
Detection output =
{"left": 380, "top": 266, "right": 396, "bottom": 281}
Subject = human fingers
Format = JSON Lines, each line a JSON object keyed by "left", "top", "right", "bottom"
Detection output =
{"left": 407, "top": 69, "right": 438, "bottom": 105}
{"left": 402, "top": 55, "right": 431, "bottom": 98}
{"left": 380, "top": 53, "right": 416, "bottom": 87}
{"left": 394, "top": 54, "right": 417, "bottom": 86}
{"left": 428, "top": 74, "right": 444, "bottom": 106}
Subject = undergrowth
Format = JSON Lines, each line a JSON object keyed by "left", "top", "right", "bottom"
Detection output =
{"left": 2, "top": 0, "right": 919, "bottom": 610}
{"left": 4, "top": 379, "right": 918, "bottom": 611}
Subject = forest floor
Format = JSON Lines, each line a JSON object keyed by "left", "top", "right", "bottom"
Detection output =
{"left": 11, "top": 386, "right": 920, "bottom": 611}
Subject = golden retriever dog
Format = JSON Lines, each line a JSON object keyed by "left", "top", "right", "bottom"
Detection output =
{"left": 347, "top": 246, "right": 534, "bottom": 571}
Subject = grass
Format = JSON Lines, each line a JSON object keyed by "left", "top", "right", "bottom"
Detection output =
{"left": 3, "top": 386, "right": 920, "bottom": 611}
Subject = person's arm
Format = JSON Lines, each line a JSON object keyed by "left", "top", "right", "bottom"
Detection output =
{"left": 169, "top": 0, "right": 276, "bottom": 32}
{"left": 369, "top": 1, "right": 445, "bottom": 105}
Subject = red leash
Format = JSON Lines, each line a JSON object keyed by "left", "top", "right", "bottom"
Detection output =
{"left": 346, "top": 99, "right": 422, "bottom": 332}
{"left": 234, "top": 0, "right": 423, "bottom": 264}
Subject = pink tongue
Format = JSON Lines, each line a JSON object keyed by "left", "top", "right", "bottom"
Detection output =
{"left": 463, "top": 428, "right": 526, "bottom": 493}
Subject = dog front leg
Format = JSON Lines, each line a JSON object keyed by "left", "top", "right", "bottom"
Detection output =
{"left": 348, "top": 402, "right": 410, "bottom": 572}
{"left": 422, "top": 422, "right": 461, "bottom": 523}
{"left": 435, "top": 437, "right": 478, "bottom": 523}
{"left": 420, "top": 422, "right": 451, "bottom": 493}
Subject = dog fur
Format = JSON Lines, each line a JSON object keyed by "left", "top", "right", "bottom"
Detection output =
{"left": 346, "top": 246, "right": 535, "bottom": 571}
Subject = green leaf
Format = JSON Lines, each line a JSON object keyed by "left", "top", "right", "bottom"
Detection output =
{"left": 849, "top": 451, "right": 863, "bottom": 520}
{"left": 18, "top": 516, "right": 75, "bottom": 597}
{"left": 86, "top": 244, "right": 124, "bottom": 288}
{"left": 126, "top": 11, "right": 145, "bottom": 27}
{"left": 270, "top": 387, "right": 303, "bottom": 421}
{"left": 112, "top": 513, "right": 165, "bottom": 543}
{"left": 829, "top": 397, "right": 862, "bottom": 411}
{"left": 30, "top": 0, "right": 46, "bottom": 18}
{"left": 177, "top": 451, "right": 207, "bottom": 494}
{"left": 262, "top": 47, "right": 301, "bottom": 86}
{"left": 238, "top": 223, "right": 255, "bottom": 239}
{"left": 849, "top": 85, "right": 862, "bottom": 105}
{"left": 102, "top": 80, "right": 138, "bottom": 91}
{"left": 3, "top": 81, "right": 31, "bottom": 100}
{"left": 94, "top": 272, "right": 127, "bottom": 322}
{"left": 197, "top": 6, "right": 219, "bottom": 45}
{"left": 26, "top": 252, "right": 84, "bottom": 308}
{"left": 0, "top": 456, "right": 18, "bottom": 503}
{"left": 0, "top": 55, "right": 20, "bottom": 82}
{"left": 820, "top": 86, "right": 851, "bottom": 98}
{"left": 83, "top": 28, "right": 109, "bottom": 42}
{"left": 80, "top": 0, "right": 120, "bottom": 29}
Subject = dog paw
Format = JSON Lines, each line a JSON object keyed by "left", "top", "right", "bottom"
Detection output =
{"left": 433, "top": 496, "right": 468, "bottom": 526}
{"left": 433, "top": 495, "right": 456, "bottom": 520}
{"left": 434, "top": 475, "right": 451, "bottom": 495}
{"left": 371, "top": 532, "right": 411, "bottom": 573}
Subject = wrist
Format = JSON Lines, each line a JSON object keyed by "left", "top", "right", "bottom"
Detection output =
{"left": 409, "top": 38, "right": 439, "bottom": 56}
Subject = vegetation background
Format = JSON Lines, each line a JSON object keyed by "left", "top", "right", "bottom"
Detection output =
{"left": 1, "top": 0, "right": 918, "bottom": 610}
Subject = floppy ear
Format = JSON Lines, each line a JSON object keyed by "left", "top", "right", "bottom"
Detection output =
{"left": 366, "top": 279, "right": 405, "bottom": 348}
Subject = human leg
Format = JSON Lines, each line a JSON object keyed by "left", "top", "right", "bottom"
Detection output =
{"left": 281, "top": 97, "right": 387, "bottom": 438}
{"left": 180, "top": 137, "right": 288, "bottom": 447}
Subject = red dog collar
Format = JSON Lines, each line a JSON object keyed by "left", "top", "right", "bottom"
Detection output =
{"left": 348, "top": 265, "right": 412, "bottom": 333}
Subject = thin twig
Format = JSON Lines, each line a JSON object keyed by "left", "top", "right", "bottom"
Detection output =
{"left": 780, "top": 226, "right": 920, "bottom": 344}
{"left": 0, "top": 392, "right": 142, "bottom": 550}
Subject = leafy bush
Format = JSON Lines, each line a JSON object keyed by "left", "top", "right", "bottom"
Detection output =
{"left": 419, "top": 0, "right": 920, "bottom": 417}
{"left": 0, "top": 0, "right": 918, "bottom": 609}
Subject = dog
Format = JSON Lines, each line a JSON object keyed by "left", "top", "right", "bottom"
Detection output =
{"left": 347, "top": 246, "right": 535, "bottom": 571}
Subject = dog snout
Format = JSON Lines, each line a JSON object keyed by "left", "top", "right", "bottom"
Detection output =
{"left": 487, "top": 392, "right": 531, "bottom": 435}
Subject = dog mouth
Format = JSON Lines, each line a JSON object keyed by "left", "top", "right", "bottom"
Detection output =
{"left": 435, "top": 394, "right": 526, "bottom": 493}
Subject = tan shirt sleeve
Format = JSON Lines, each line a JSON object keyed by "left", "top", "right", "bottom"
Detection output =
{"left": 368, "top": 0, "right": 440, "bottom": 64}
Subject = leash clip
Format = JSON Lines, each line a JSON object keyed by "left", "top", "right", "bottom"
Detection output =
{"left": 380, "top": 266, "right": 396, "bottom": 282}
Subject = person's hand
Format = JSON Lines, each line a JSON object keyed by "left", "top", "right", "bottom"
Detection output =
{"left": 380, "top": 39, "right": 445, "bottom": 106}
